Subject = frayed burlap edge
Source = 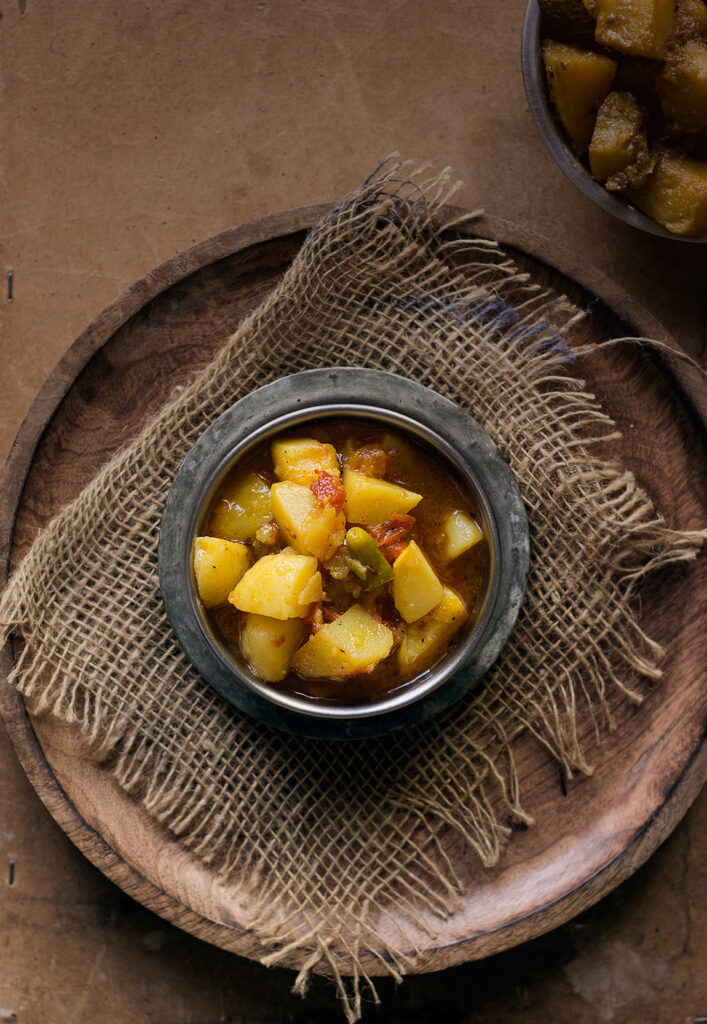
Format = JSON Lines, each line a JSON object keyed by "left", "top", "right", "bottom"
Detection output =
{"left": 1, "top": 159, "right": 704, "bottom": 1021}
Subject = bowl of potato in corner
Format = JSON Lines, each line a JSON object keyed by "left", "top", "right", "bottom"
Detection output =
{"left": 159, "top": 368, "right": 529, "bottom": 739}
{"left": 522, "top": 0, "right": 707, "bottom": 241}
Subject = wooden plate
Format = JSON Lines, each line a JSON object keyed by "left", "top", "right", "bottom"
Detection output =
{"left": 1, "top": 208, "right": 704, "bottom": 975}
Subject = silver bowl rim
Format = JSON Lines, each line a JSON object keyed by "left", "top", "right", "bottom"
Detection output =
{"left": 521, "top": 0, "right": 707, "bottom": 245}
{"left": 158, "top": 368, "right": 530, "bottom": 739}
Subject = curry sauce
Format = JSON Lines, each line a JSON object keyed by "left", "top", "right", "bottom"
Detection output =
{"left": 198, "top": 418, "right": 490, "bottom": 704}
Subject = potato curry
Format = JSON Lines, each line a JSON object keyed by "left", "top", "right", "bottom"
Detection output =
{"left": 540, "top": 0, "right": 707, "bottom": 236}
{"left": 193, "top": 420, "right": 489, "bottom": 703}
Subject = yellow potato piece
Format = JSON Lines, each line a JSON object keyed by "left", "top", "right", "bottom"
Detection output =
{"left": 193, "top": 536, "right": 251, "bottom": 609}
{"left": 271, "top": 480, "right": 345, "bottom": 562}
{"left": 292, "top": 604, "right": 394, "bottom": 679}
{"left": 594, "top": 0, "right": 676, "bottom": 58}
{"left": 398, "top": 587, "right": 468, "bottom": 674}
{"left": 302, "top": 504, "right": 346, "bottom": 563}
{"left": 240, "top": 613, "right": 308, "bottom": 682}
{"left": 628, "top": 150, "right": 707, "bottom": 236}
{"left": 392, "top": 541, "right": 444, "bottom": 623}
{"left": 588, "top": 91, "right": 653, "bottom": 190}
{"left": 657, "top": 41, "right": 707, "bottom": 133}
{"left": 207, "top": 472, "right": 272, "bottom": 542}
{"left": 671, "top": 0, "right": 707, "bottom": 41}
{"left": 229, "top": 550, "right": 323, "bottom": 619}
{"left": 443, "top": 511, "right": 484, "bottom": 562}
{"left": 343, "top": 468, "right": 422, "bottom": 526}
{"left": 298, "top": 572, "right": 324, "bottom": 605}
{"left": 271, "top": 437, "right": 340, "bottom": 486}
{"left": 543, "top": 40, "right": 617, "bottom": 151}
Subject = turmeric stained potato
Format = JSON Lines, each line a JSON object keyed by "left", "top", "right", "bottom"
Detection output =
{"left": 671, "top": 0, "right": 707, "bottom": 42}
{"left": 240, "top": 614, "right": 308, "bottom": 683}
{"left": 292, "top": 605, "right": 395, "bottom": 680}
{"left": 657, "top": 40, "right": 707, "bottom": 133}
{"left": 398, "top": 587, "right": 468, "bottom": 675}
{"left": 193, "top": 537, "right": 251, "bottom": 609}
{"left": 628, "top": 149, "right": 707, "bottom": 234}
{"left": 589, "top": 91, "right": 653, "bottom": 189}
{"left": 229, "top": 550, "right": 323, "bottom": 620}
{"left": 594, "top": 0, "right": 676, "bottom": 58}
{"left": 196, "top": 419, "right": 490, "bottom": 704}
{"left": 270, "top": 480, "right": 345, "bottom": 562}
{"left": 541, "top": 0, "right": 707, "bottom": 237}
{"left": 542, "top": 40, "right": 617, "bottom": 150}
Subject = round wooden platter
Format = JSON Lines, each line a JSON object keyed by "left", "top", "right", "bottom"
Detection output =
{"left": 0, "top": 207, "right": 705, "bottom": 976}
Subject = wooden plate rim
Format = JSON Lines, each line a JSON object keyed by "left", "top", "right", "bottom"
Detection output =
{"left": 0, "top": 204, "right": 704, "bottom": 972}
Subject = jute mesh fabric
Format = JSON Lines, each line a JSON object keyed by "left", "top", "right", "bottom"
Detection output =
{"left": 1, "top": 163, "right": 703, "bottom": 1020}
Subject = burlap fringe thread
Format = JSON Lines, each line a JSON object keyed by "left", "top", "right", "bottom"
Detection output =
{"left": 1, "top": 160, "right": 704, "bottom": 1021}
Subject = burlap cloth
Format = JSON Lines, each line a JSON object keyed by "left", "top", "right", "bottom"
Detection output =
{"left": 0, "top": 162, "right": 703, "bottom": 1020}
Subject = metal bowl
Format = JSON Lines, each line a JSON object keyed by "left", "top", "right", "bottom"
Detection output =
{"left": 159, "top": 368, "right": 529, "bottom": 739}
{"left": 521, "top": 0, "right": 707, "bottom": 244}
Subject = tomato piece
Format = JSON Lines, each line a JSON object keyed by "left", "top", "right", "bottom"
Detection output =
{"left": 367, "top": 513, "right": 415, "bottom": 561}
{"left": 310, "top": 470, "right": 346, "bottom": 510}
{"left": 381, "top": 540, "right": 408, "bottom": 561}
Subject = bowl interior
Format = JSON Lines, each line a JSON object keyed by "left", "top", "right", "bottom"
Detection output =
{"left": 521, "top": 0, "right": 707, "bottom": 244}
{"left": 188, "top": 406, "right": 501, "bottom": 721}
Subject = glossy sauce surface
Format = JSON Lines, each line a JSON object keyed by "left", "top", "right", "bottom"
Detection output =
{"left": 203, "top": 418, "right": 490, "bottom": 704}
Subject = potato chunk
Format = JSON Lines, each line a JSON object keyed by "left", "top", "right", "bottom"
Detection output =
{"left": 398, "top": 588, "right": 468, "bottom": 674}
{"left": 343, "top": 468, "right": 422, "bottom": 526}
{"left": 443, "top": 511, "right": 484, "bottom": 562}
{"left": 392, "top": 541, "right": 444, "bottom": 623}
{"left": 207, "top": 472, "right": 272, "bottom": 542}
{"left": 240, "top": 614, "right": 308, "bottom": 682}
{"left": 543, "top": 40, "right": 617, "bottom": 151}
{"left": 594, "top": 0, "right": 676, "bottom": 58}
{"left": 193, "top": 536, "right": 251, "bottom": 608}
{"left": 589, "top": 91, "right": 653, "bottom": 190}
{"left": 229, "top": 550, "right": 323, "bottom": 619}
{"left": 271, "top": 437, "right": 340, "bottom": 486}
{"left": 671, "top": 0, "right": 707, "bottom": 43}
{"left": 291, "top": 604, "right": 394, "bottom": 679}
{"left": 629, "top": 150, "right": 707, "bottom": 236}
{"left": 270, "top": 480, "right": 345, "bottom": 562}
{"left": 657, "top": 41, "right": 707, "bottom": 133}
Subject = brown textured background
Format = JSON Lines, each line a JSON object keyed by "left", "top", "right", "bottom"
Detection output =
{"left": 1, "top": 1, "right": 705, "bottom": 1022}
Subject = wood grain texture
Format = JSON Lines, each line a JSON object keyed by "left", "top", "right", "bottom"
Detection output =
{"left": 0, "top": 208, "right": 704, "bottom": 976}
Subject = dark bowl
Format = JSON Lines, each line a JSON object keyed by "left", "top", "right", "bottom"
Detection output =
{"left": 521, "top": 0, "right": 707, "bottom": 244}
{"left": 159, "top": 368, "right": 529, "bottom": 739}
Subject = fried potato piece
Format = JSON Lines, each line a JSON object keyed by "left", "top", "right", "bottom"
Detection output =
{"left": 589, "top": 91, "right": 653, "bottom": 189}
{"left": 657, "top": 40, "right": 707, "bottom": 133}
{"left": 543, "top": 40, "right": 617, "bottom": 151}
{"left": 628, "top": 149, "right": 707, "bottom": 236}
{"left": 594, "top": 0, "right": 676, "bottom": 59}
